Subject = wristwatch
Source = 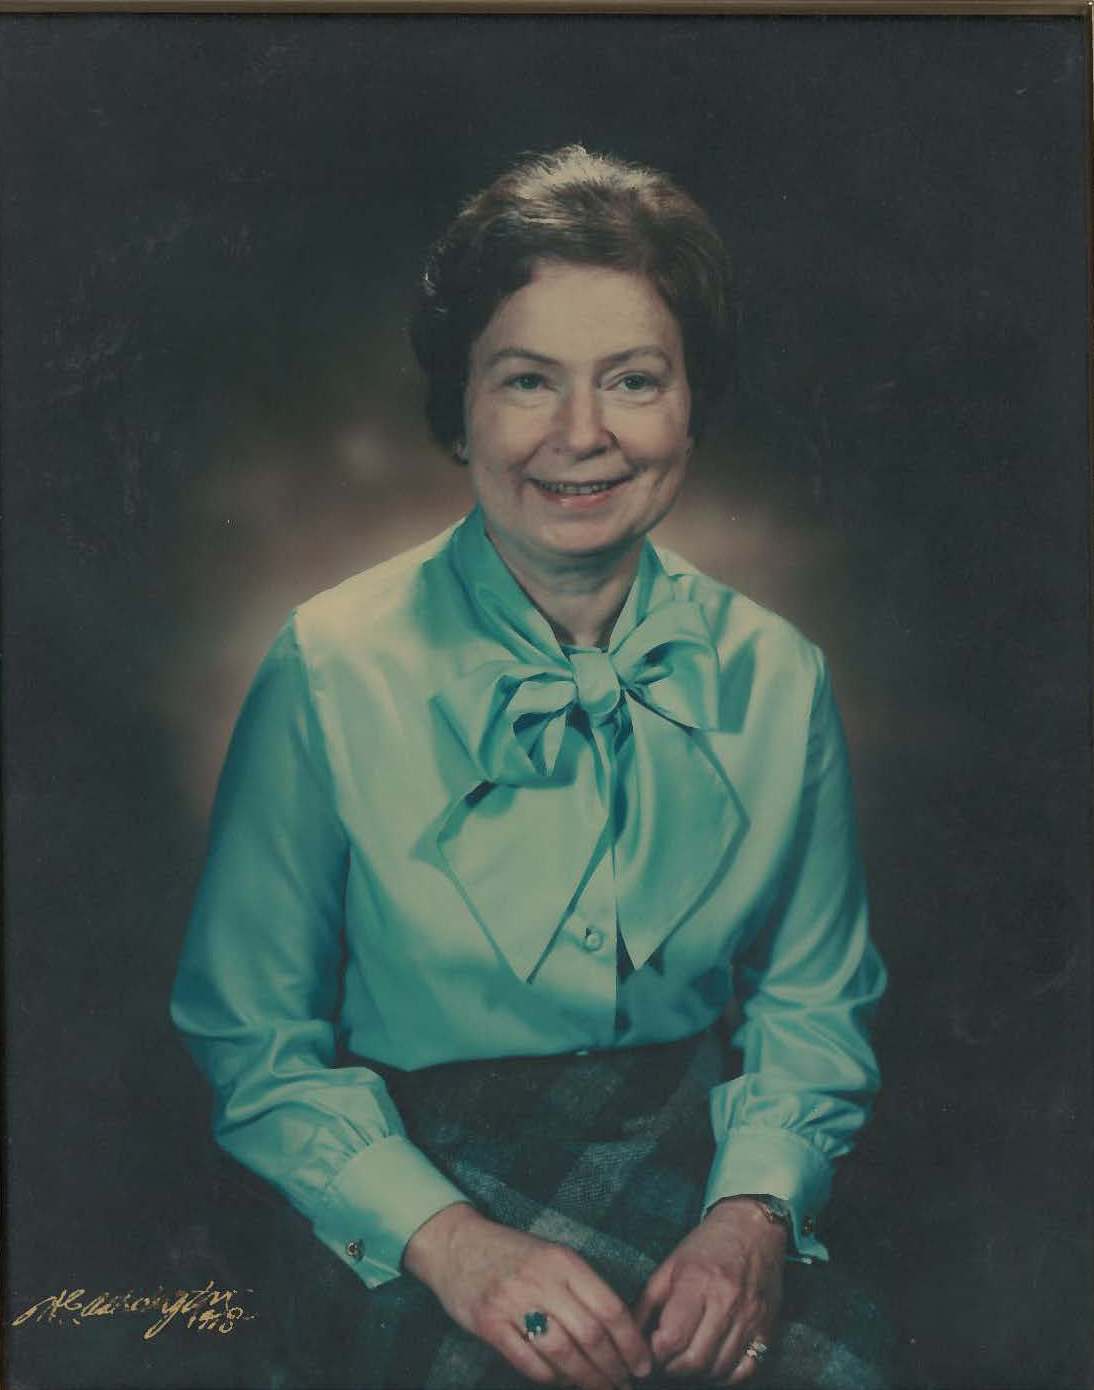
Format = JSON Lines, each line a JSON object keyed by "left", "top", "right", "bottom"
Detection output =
{"left": 725, "top": 1194, "right": 794, "bottom": 1234}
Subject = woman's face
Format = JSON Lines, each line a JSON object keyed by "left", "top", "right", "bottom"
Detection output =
{"left": 462, "top": 260, "right": 693, "bottom": 574}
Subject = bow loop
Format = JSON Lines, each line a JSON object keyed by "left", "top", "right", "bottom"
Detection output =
{"left": 436, "top": 660, "right": 575, "bottom": 785}
{"left": 612, "top": 600, "right": 722, "bottom": 730}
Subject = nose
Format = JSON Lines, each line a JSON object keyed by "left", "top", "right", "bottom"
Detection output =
{"left": 552, "top": 383, "right": 613, "bottom": 459}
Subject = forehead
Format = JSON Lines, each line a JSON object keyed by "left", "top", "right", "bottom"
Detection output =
{"left": 471, "top": 261, "right": 683, "bottom": 365}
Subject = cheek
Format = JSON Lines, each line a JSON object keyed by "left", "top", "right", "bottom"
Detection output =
{"left": 617, "top": 412, "right": 691, "bottom": 465}
{"left": 467, "top": 401, "right": 543, "bottom": 466}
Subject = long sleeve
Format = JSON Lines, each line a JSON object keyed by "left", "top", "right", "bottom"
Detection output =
{"left": 702, "top": 655, "right": 886, "bottom": 1263}
{"left": 170, "top": 618, "right": 468, "bottom": 1289}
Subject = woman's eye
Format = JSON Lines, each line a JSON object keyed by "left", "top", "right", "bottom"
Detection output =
{"left": 505, "top": 372, "right": 547, "bottom": 392}
{"left": 615, "top": 372, "right": 659, "bottom": 394}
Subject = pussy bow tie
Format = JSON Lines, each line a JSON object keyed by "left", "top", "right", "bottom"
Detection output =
{"left": 431, "top": 597, "right": 746, "bottom": 980}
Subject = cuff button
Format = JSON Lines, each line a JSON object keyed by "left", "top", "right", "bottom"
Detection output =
{"left": 345, "top": 1239, "right": 364, "bottom": 1261}
{"left": 802, "top": 1217, "right": 816, "bottom": 1236}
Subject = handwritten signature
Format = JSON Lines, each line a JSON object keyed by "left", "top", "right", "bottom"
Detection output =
{"left": 11, "top": 1280, "right": 256, "bottom": 1340}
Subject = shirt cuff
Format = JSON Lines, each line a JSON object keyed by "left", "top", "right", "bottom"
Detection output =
{"left": 702, "top": 1127, "right": 833, "bottom": 1264}
{"left": 312, "top": 1135, "right": 470, "bottom": 1289}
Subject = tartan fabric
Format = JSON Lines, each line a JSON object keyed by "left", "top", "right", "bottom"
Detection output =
{"left": 347, "top": 1031, "right": 893, "bottom": 1390}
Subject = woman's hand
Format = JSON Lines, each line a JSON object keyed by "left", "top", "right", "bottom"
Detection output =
{"left": 633, "top": 1198, "right": 785, "bottom": 1385}
{"left": 404, "top": 1203, "right": 654, "bottom": 1390}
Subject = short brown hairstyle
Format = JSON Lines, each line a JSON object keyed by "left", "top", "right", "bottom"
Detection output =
{"left": 410, "top": 145, "right": 733, "bottom": 456}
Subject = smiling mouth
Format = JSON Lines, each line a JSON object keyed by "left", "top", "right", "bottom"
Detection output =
{"left": 531, "top": 477, "right": 630, "bottom": 496}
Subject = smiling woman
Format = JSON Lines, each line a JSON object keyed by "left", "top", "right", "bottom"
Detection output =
{"left": 171, "top": 146, "right": 892, "bottom": 1390}
{"left": 461, "top": 263, "right": 693, "bottom": 647}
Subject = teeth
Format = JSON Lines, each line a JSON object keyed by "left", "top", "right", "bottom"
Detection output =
{"left": 534, "top": 479, "right": 624, "bottom": 495}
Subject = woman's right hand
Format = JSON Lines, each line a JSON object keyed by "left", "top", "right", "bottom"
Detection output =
{"left": 403, "top": 1203, "right": 654, "bottom": 1390}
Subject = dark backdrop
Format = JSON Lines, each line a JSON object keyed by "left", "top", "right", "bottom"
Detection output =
{"left": 3, "top": 14, "right": 1090, "bottom": 1390}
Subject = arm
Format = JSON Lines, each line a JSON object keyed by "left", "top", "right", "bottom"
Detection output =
{"left": 703, "top": 652, "right": 886, "bottom": 1258}
{"left": 170, "top": 618, "right": 468, "bottom": 1291}
{"left": 636, "top": 653, "right": 886, "bottom": 1382}
{"left": 173, "top": 619, "right": 654, "bottom": 1389}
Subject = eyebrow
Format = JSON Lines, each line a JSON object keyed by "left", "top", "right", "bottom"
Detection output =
{"left": 482, "top": 345, "right": 674, "bottom": 372}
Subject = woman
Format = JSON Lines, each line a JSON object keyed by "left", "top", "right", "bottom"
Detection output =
{"left": 171, "top": 147, "right": 889, "bottom": 1390}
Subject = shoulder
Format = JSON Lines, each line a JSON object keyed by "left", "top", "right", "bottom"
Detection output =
{"left": 288, "top": 520, "right": 462, "bottom": 673}
{"left": 652, "top": 539, "right": 826, "bottom": 698}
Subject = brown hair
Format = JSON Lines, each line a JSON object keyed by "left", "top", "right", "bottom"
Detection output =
{"left": 410, "top": 145, "right": 733, "bottom": 456}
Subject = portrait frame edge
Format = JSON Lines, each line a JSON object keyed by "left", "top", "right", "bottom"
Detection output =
{"left": 1, "top": 8, "right": 1090, "bottom": 1390}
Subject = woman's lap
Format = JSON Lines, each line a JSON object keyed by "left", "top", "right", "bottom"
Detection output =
{"left": 211, "top": 1158, "right": 894, "bottom": 1390}
{"left": 208, "top": 1033, "right": 896, "bottom": 1388}
{"left": 214, "top": 1187, "right": 893, "bottom": 1390}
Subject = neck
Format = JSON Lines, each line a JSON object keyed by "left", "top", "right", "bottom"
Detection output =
{"left": 484, "top": 524, "right": 642, "bottom": 649}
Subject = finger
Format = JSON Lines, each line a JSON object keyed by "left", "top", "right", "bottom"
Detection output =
{"left": 633, "top": 1263, "right": 673, "bottom": 1337}
{"left": 490, "top": 1321, "right": 562, "bottom": 1386}
{"left": 648, "top": 1278, "right": 706, "bottom": 1370}
{"left": 704, "top": 1286, "right": 771, "bottom": 1381}
{"left": 513, "top": 1311, "right": 619, "bottom": 1390}
{"left": 725, "top": 1341, "right": 764, "bottom": 1385}
{"left": 708, "top": 1317, "right": 750, "bottom": 1382}
{"left": 662, "top": 1294, "right": 731, "bottom": 1380}
{"left": 719, "top": 1317, "right": 775, "bottom": 1386}
{"left": 568, "top": 1273, "right": 654, "bottom": 1380}
{"left": 544, "top": 1289, "right": 633, "bottom": 1390}
{"left": 486, "top": 1301, "right": 617, "bottom": 1390}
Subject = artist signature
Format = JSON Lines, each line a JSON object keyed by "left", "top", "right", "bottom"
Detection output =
{"left": 10, "top": 1280, "right": 256, "bottom": 1340}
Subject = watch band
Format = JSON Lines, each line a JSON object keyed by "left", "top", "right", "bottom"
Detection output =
{"left": 730, "top": 1194, "right": 794, "bottom": 1233}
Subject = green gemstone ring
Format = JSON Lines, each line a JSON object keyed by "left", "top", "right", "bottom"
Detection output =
{"left": 523, "top": 1310, "right": 549, "bottom": 1340}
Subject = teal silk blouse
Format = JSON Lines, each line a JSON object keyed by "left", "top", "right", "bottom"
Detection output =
{"left": 170, "top": 504, "right": 886, "bottom": 1293}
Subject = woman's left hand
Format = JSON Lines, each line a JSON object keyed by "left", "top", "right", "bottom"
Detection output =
{"left": 633, "top": 1198, "right": 785, "bottom": 1384}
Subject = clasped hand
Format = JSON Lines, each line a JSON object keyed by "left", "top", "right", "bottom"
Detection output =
{"left": 403, "top": 1198, "right": 784, "bottom": 1389}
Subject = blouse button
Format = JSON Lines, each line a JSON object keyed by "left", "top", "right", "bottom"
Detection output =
{"left": 345, "top": 1239, "right": 364, "bottom": 1261}
{"left": 802, "top": 1217, "right": 816, "bottom": 1236}
{"left": 583, "top": 928, "right": 606, "bottom": 952}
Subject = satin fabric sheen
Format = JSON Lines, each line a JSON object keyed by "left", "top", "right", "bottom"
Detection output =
{"left": 170, "top": 504, "right": 886, "bottom": 1291}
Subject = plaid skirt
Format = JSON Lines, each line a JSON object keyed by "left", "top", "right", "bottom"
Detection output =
{"left": 215, "top": 1030, "right": 895, "bottom": 1390}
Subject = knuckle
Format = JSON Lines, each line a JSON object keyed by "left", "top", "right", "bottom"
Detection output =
{"left": 706, "top": 1282, "right": 736, "bottom": 1313}
{"left": 470, "top": 1306, "right": 495, "bottom": 1338}
{"left": 657, "top": 1333, "right": 687, "bottom": 1360}
{"left": 579, "top": 1319, "right": 609, "bottom": 1350}
{"left": 551, "top": 1340, "right": 582, "bottom": 1371}
{"left": 595, "top": 1293, "right": 628, "bottom": 1325}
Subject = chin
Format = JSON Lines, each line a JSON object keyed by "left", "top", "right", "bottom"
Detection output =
{"left": 540, "top": 524, "right": 639, "bottom": 559}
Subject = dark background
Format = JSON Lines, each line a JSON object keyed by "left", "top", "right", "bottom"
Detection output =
{"left": 2, "top": 13, "right": 1090, "bottom": 1390}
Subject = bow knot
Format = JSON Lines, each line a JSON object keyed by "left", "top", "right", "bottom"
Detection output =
{"left": 567, "top": 649, "right": 621, "bottom": 725}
